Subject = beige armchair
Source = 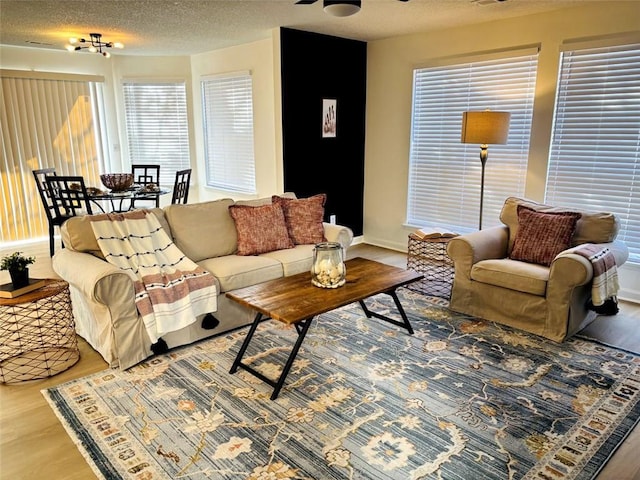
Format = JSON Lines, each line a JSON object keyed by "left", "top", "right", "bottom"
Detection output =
{"left": 446, "top": 197, "right": 629, "bottom": 342}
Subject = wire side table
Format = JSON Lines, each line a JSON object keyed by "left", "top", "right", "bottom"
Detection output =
{"left": 0, "top": 279, "right": 79, "bottom": 383}
{"left": 406, "top": 234, "right": 455, "bottom": 299}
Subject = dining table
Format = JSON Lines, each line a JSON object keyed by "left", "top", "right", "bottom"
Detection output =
{"left": 87, "top": 185, "right": 170, "bottom": 213}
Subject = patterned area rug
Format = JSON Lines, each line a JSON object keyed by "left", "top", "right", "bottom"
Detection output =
{"left": 43, "top": 290, "right": 640, "bottom": 480}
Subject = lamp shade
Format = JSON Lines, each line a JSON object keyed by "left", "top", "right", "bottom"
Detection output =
{"left": 461, "top": 111, "right": 511, "bottom": 145}
{"left": 324, "top": 0, "right": 361, "bottom": 16}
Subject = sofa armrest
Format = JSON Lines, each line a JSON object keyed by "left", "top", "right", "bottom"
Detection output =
{"left": 52, "top": 248, "right": 143, "bottom": 369}
{"left": 323, "top": 222, "right": 354, "bottom": 250}
{"left": 52, "top": 248, "right": 135, "bottom": 306}
{"left": 447, "top": 226, "right": 509, "bottom": 278}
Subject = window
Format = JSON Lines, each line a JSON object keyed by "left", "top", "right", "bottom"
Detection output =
{"left": 407, "top": 50, "right": 539, "bottom": 232}
{"left": 122, "top": 80, "right": 190, "bottom": 186}
{"left": 1, "top": 72, "right": 107, "bottom": 244}
{"left": 201, "top": 71, "right": 256, "bottom": 194}
{"left": 545, "top": 42, "right": 640, "bottom": 264}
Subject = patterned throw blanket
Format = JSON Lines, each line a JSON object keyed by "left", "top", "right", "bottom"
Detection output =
{"left": 89, "top": 210, "right": 217, "bottom": 343}
{"left": 572, "top": 243, "right": 619, "bottom": 315}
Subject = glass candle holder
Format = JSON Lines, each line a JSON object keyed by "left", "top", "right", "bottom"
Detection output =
{"left": 311, "top": 242, "right": 346, "bottom": 288}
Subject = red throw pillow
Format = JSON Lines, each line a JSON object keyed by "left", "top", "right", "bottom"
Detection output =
{"left": 272, "top": 194, "right": 327, "bottom": 245}
{"left": 228, "top": 203, "right": 293, "bottom": 255}
{"left": 510, "top": 205, "right": 581, "bottom": 266}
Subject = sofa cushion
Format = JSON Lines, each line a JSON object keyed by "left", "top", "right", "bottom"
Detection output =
{"left": 261, "top": 244, "right": 315, "bottom": 276}
{"left": 164, "top": 198, "right": 237, "bottom": 262}
{"left": 197, "top": 254, "right": 283, "bottom": 292}
{"left": 500, "top": 196, "right": 619, "bottom": 251}
{"left": 509, "top": 205, "right": 581, "bottom": 266}
{"left": 272, "top": 194, "right": 327, "bottom": 245}
{"left": 61, "top": 208, "right": 170, "bottom": 259}
{"left": 229, "top": 203, "right": 294, "bottom": 256}
{"left": 471, "top": 258, "right": 549, "bottom": 296}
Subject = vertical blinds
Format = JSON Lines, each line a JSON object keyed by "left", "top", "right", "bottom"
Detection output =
{"left": 201, "top": 72, "right": 256, "bottom": 194}
{"left": 545, "top": 43, "right": 640, "bottom": 263}
{"left": 122, "top": 81, "right": 190, "bottom": 186}
{"left": 407, "top": 52, "right": 538, "bottom": 232}
{"left": 1, "top": 76, "right": 105, "bottom": 243}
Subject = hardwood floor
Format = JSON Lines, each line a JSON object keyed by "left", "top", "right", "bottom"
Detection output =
{"left": 0, "top": 242, "right": 638, "bottom": 479}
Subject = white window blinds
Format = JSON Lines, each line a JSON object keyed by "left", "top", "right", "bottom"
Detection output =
{"left": 201, "top": 72, "right": 256, "bottom": 194}
{"left": 122, "top": 81, "right": 190, "bottom": 186}
{"left": 407, "top": 51, "right": 538, "bottom": 232}
{"left": 1, "top": 74, "right": 106, "bottom": 243}
{"left": 545, "top": 43, "right": 640, "bottom": 263}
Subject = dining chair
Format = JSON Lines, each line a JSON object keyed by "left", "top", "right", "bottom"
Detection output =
{"left": 171, "top": 168, "right": 192, "bottom": 204}
{"left": 45, "top": 176, "right": 94, "bottom": 223}
{"left": 32, "top": 168, "right": 75, "bottom": 257}
{"left": 131, "top": 164, "right": 161, "bottom": 209}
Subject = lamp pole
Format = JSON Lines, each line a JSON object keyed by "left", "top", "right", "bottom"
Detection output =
{"left": 479, "top": 144, "right": 488, "bottom": 231}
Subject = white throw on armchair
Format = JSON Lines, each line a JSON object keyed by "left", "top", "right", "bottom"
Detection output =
{"left": 446, "top": 197, "right": 629, "bottom": 342}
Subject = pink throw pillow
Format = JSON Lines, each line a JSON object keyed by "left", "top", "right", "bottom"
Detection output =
{"left": 229, "top": 203, "right": 293, "bottom": 255}
{"left": 272, "top": 194, "right": 327, "bottom": 245}
{"left": 509, "top": 205, "right": 581, "bottom": 266}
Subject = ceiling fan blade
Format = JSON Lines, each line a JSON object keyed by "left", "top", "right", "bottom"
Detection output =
{"left": 295, "top": 0, "right": 318, "bottom": 4}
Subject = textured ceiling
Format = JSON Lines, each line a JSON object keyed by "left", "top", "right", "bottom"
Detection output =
{"left": 0, "top": 0, "right": 596, "bottom": 56}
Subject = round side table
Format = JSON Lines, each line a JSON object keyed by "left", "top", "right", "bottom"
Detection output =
{"left": 0, "top": 279, "right": 80, "bottom": 383}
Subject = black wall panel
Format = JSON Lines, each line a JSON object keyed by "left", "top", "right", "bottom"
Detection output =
{"left": 280, "top": 27, "right": 366, "bottom": 236}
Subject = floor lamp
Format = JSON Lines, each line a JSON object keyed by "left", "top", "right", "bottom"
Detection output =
{"left": 461, "top": 111, "right": 511, "bottom": 230}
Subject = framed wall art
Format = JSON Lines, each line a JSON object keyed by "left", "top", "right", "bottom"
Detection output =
{"left": 322, "top": 99, "right": 337, "bottom": 138}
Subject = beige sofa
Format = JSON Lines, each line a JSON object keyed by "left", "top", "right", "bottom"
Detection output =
{"left": 446, "top": 197, "right": 628, "bottom": 342}
{"left": 52, "top": 194, "right": 353, "bottom": 369}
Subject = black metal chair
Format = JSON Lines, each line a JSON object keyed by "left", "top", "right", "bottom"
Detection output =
{"left": 45, "top": 176, "right": 94, "bottom": 224}
{"left": 131, "top": 164, "right": 161, "bottom": 209}
{"left": 32, "top": 168, "right": 75, "bottom": 257}
{"left": 171, "top": 168, "right": 191, "bottom": 204}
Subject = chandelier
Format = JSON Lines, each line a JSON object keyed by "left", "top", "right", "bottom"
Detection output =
{"left": 66, "top": 33, "right": 123, "bottom": 57}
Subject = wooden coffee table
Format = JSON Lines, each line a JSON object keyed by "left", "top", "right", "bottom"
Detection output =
{"left": 227, "top": 257, "right": 423, "bottom": 399}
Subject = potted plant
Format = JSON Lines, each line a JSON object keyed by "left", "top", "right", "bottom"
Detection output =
{"left": 1, "top": 251, "right": 35, "bottom": 289}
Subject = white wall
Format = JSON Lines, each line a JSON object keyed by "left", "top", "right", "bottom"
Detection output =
{"left": 1, "top": 7, "right": 638, "bottom": 299}
{"left": 190, "top": 36, "right": 282, "bottom": 203}
{"left": 0, "top": 40, "right": 280, "bottom": 206}
{"left": 364, "top": 2, "right": 640, "bottom": 301}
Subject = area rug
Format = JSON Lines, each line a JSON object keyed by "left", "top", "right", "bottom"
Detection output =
{"left": 43, "top": 290, "right": 640, "bottom": 480}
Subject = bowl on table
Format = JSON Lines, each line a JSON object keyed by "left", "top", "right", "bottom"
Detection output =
{"left": 100, "top": 173, "right": 134, "bottom": 192}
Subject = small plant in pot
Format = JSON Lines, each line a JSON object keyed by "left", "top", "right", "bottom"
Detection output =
{"left": 1, "top": 251, "right": 35, "bottom": 289}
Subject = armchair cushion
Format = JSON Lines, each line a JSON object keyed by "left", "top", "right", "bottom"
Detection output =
{"left": 471, "top": 258, "right": 550, "bottom": 295}
{"left": 509, "top": 205, "right": 582, "bottom": 266}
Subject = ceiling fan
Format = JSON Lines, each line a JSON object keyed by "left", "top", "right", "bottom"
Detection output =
{"left": 295, "top": 0, "right": 409, "bottom": 18}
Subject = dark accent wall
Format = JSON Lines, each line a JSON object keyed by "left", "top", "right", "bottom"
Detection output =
{"left": 280, "top": 27, "right": 366, "bottom": 236}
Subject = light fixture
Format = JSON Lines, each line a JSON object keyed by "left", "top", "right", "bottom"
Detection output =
{"left": 297, "top": 0, "right": 409, "bottom": 17}
{"left": 323, "top": 0, "right": 361, "bottom": 17}
{"left": 461, "top": 110, "right": 511, "bottom": 230}
{"left": 66, "top": 33, "right": 123, "bottom": 57}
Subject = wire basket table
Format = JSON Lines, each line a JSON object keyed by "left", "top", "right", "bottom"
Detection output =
{"left": 0, "top": 279, "right": 79, "bottom": 383}
{"left": 406, "top": 234, "right": 455, "bottom": 299}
